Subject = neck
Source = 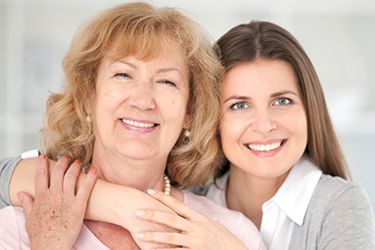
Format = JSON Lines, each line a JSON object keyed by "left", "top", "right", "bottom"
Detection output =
{"left": 226, "top": 165, "right": 287, "bottom": 229}
{"left": 91, "top": 147, "right": 167, "bottom": 193}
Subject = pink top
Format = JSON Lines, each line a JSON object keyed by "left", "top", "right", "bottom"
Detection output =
{"left": 0, "top": 190, "right": 266, "bottom": 250}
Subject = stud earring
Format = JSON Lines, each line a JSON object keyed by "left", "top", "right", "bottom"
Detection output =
{"left": 86, "top": 114, "right": 92, "bottom": 123}
{"left": 184, "top": 129, "right": 191, "bottom": 138}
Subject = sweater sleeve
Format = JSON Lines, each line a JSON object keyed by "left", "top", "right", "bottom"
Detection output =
{"left": 0, "top": 156, "right": 21, "bottom": 208}
{"left": 319, "top": 184, "right": 375, "bottom": 250}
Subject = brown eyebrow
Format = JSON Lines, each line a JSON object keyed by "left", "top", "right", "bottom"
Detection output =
{"left": 224, "top": 90, "right": 298, "bottom": 103}
{"left": 271, "top": 90, "right": 298, "bottom": 98}
{"left": 223, "top": 95, "right": 250, "bottom": 103}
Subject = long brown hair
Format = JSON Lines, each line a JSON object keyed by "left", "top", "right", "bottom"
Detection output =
{"left": 214, "top": 20, "right": 350, "bottom": 179}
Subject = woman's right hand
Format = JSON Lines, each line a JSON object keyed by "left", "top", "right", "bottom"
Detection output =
{"left": 8, "top": 155, "right": 179, "bottom": 249}
{"left": 17, "top": 155, "right": 97, "bottom": 250}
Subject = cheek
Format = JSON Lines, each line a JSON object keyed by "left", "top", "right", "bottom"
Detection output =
{"left": 287, "top": 109, "right": 308, "bottom": 144}
{"left": 159, "top": 90, "right": 188, "bottom": 118}
{"left": 220, "top": 115, "right": 241, "bottom": 145}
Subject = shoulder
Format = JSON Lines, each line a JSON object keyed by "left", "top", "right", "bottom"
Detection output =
{"left": 183, "top": 190, "right": 265, "bottom": 249}
{"left": 0, "top": 156, "right": 22, "bottom": 207}
{"left": 0, "top": 150, "right": 40, "bottom": 208}
{"left": 0, "top": 206, "right": 30, "bottom": 248}
{"left": 294, "top": 175, "right": 375, "bottom": 249}
{"left": 307, "top": 174, "right": 374, "bottom": 225}
{"left": 315, "top": 175, "right": 374, "bottom": 228}
{"left": 313, "top": 174, "right": 372, "bottom": 210}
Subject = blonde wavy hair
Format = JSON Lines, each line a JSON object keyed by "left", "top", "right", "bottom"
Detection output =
{"left": 41, "top": 2, "right": 223, "bottom": 186}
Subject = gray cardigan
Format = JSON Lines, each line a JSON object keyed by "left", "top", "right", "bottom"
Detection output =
{"left": 289, "top": 174, "right": 375, "bottom": 250}
{"left": 0, "top": 156, "right": 21, "bottom": 207}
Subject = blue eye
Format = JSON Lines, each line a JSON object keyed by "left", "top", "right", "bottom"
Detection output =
{"left": 274, "top": 97, "right": 292, "bottom": 106}
{"left": 230, "top": 102, "right": 249, "bottom": 110}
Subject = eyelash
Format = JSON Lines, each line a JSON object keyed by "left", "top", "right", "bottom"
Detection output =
{"left": 274, "top": 97, "right": 293, "bottom": 106}
{"left": 229, "top": 97, "right": 293, "bottom": 111}
{"left": 112, "top": 73, "right": 176, "bottom": 88}
{"left": 229, "top": 102, "right": 249, "bottom": 111}
{"left": 157, "top": 79, "right": 177, "bottom": 87}
{"left": 113, "top": 73, "right": 131, "bottom": 79}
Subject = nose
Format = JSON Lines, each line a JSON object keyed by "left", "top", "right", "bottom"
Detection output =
{"left": 250, "top": 109, "right": 277, "bottom": 135}
{"left": 127, "top": 82, "right": 156, "bottom": 110}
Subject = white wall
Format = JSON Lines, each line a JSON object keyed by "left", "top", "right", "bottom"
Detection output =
{"left": 0, "top": 0, "right": 374, "bottom": 209}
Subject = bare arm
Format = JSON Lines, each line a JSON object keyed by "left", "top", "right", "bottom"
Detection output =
{"left": 8, "top": 157, "right": 174, "bottom": 230}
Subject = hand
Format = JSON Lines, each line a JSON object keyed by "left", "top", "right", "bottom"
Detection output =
{"left": 134, "top": 190, "right": 249, "bottom": 250}
{"left": 17, "top": 155, "right": 97, "bottom": 250}
{"left": 109, "top": 187, "right": 180, "bottom": 249}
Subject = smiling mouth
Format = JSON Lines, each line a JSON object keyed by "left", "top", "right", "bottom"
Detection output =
{"left": 121, "top": 118, "right": 159, "bottom": 128}
{"left": 246, "top": 140, "right": 286, "bottom": 152}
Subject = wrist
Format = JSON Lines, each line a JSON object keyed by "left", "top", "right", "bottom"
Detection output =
{"left": 85, "top": 179, "right": 139, "bottom": 228}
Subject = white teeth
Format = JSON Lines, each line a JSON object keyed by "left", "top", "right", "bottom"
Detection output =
{"left": 247, "top": 142, "right": 282, "bottom": 152}
{"left": 121, "top": 119, "right": 155, "bottom": 128}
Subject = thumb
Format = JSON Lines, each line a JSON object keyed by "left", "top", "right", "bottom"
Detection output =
{"left": 17, "top": 192, "right": 34, "bottom": 216}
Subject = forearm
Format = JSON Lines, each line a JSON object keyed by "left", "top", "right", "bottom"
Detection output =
{"left": 8, "top": 158, "right": 173, "bottom": 230}
{"left": 9, "top": 158, "right": 37, "bottom": 206}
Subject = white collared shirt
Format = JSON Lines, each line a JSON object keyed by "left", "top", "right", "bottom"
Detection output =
{"left": 206, "top": 155, "right": 322, "bottom": 250}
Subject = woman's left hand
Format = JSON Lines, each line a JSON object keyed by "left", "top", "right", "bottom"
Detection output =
{"left": 134, "top": 189, "right": 248, "bottom": 250}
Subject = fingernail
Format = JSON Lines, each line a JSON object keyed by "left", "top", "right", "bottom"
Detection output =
{"left": 135, "top": 210, "right": 145, "bottom": 217}
{"left": 147, "top": 189, "right": 157, "bottom": 195}
{"left": 39, "top": 154, "right": 46, "bottom": 160}
{"left": 73, "top": 159, "right": 81, "bottom": 165}
{"left": 89, "top": 167, "right": 97, "bottom": 174}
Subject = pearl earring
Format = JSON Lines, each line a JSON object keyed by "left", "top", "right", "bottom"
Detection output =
{"left": 184, "top": 129, "right": 191, "bottom": 138}
{"left": 86, "top": 114, "right": 92, "bottom": 123}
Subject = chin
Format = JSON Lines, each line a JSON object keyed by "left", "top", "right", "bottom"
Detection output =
{"left": 116, "top": 143, "right": 159, "bottom": 160}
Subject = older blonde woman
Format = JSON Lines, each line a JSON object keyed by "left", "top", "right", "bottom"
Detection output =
{"left": 0, "top": 3, "right": 265, "bottom": 250}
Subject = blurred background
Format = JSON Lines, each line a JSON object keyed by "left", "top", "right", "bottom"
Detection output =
{"left": 0, "top": 0, "right": 374, "bottom": 210}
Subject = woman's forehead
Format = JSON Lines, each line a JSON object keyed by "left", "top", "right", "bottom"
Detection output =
{"left": 105, "top": 34, "right": 186, "bottom": 60}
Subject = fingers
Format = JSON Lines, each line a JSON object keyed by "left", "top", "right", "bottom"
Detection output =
{"left": 50, "top": 156, "right": 70, "bottom": 191}
{"left": 76, "top": 167, "right": 97, "bottom": 202}
{"left": 63, "top": 160, "right": 82, "bottom": 195}
{"left": 17, "top": 192, "right": 34, "bottom": 217}
{"left": 147, "top": 189, "right": 201, "bottom": 220}
{"left": 136, "top": 231, "right": 191, "bottom": 248}
{"left": 35, "top": 155, "right": 49, "bottom": 194}
{"left": 135, "top": 209, "right": 190, "bottom": 232}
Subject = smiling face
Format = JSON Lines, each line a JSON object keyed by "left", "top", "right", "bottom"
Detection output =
{"left": 90, "top": 43, "right": 189, "bottom": 164}
{"left": 220, "top": 58, "right": 308, "bottom": 181}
